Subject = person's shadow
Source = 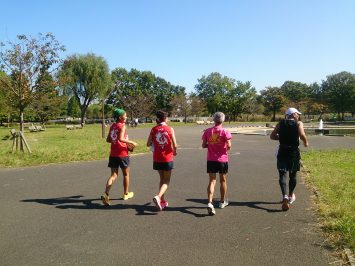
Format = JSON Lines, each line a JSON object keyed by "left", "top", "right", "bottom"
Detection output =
{"left": 21, "top": 195, "right": 209, "bottom": 217}
{"left": 186, "top": 198, "right": 283, "bottom": 213}
{"left": 22, "top": 195, "right": 283, "bottom": 217}
{"left": 22, "top": 195, "right": 157, "bottom": 216}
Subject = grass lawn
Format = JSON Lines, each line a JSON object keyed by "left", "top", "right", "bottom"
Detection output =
{"left": 0, "top": 124, "right": 149, "bottom": 168}
{"left": 302, "top": 149, "right": 355, "bottom": 252}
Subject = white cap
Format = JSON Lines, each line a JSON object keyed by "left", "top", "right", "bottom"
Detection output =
{"left": 285, "top": 107, "right": 301, "bottom": 116}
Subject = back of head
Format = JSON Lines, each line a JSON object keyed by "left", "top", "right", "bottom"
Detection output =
{"left": 213, "top": 112, "right": 225, "bottom": 124}
{"left": 156, "top": 110, "right": 168, "bottom": 123}
{"left": 285, "top": 107, "right": 301, "bottom": 119}
{"left": 113, "top": 108, "right": 125, "bottom": 121}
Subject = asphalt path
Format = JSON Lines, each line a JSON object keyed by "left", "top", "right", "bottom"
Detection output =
{"left": 1, "top": 125, "right": 354, "bottom": 266}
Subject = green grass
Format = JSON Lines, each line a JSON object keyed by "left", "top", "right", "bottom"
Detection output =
{"left": 0, "top": 124, "right": 149, "bottom": 168}
{"left": 302, "top": 149, "right": 355, "bottom": 252}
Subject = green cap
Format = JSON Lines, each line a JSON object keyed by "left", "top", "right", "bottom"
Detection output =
{"left": 113, "top": 108, "right": 125, "bottom": 119}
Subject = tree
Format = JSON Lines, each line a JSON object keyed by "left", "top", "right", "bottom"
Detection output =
{"left": 67, "top": 96, "right": 81, "bottom": 117}
{"left": 280, "top": 81, "right": 309, "bottom": 109}
{"left": 225, "top": 81, "right": 256, "bottom": 122}
{"left": 321, "top": 71, "right": 355, "bottom": 120}
{"left": 244, "top": 93, "right": 263, "bottom": 121}
{"left": 109, "top": 68, "right": 155, "bottom": 120}
{"left": 31, "top": 71, "right": 67, "bottom": 124}
{"left": 189, "top": 93, "right": 207, "bottom": 117}
{"left": 260, "top": 87, "right": 286, "bottom": 121}
{"left": 59, "top": 53, "right": 111, "bottom": 126}
{"left": 0, "top": 33, "right": 65, "bottom": 132}
{"left": 153, "top": 79, "right": 184, "bottom": 113}
{"left": 195, "top": 72, "right": 233, "bottom": 114}
{"left": 304, "top": 82, "right": 327, "bottom": 119}
{"left": 0, "top": 71, "right": 13, "bottom": 125}
{"left": 170, "top": 91, "right": 191, "bottom": 123}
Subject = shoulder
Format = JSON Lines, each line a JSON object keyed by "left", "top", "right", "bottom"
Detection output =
{"left": 223, "top": 128, "right": 232, "bottom": 138}
{"left": 204, "top": 127, "right": 212, "bottom": 134}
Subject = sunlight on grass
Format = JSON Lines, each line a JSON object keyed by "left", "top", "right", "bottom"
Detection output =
{"left": 0, "top": 124, "right": 148, "bottom": 167}
{"left": 302, "top": 149, "right": 355, "bottom": 252}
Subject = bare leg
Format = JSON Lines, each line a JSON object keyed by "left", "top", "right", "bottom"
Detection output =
{"left": 105, "top": 168, "right": 119, "bottom": 195}
{"left": 219, "top": 173, "right": 227, "bottom": 202}
{"left": 157, "top": 170, "right": 171, "bottom": 201}
{"left": 121, "top": 167, "right": 130, "bottom": 195}
{"left": 207, "top": 173, "right": 217, "bottom": 203}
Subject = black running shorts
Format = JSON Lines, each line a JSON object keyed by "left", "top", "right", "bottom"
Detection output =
{"left": 207, "top": 161, "right": 228, "bottom": 174}
{"left": 153, "top": 161, "right": 174, "bottom": 171}
{"left": 108, "top": 156, "right": 130, "bottom": 169}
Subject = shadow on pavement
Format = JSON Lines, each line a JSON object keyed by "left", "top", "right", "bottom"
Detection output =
{"left": 186, "top": 198, "right": 283, "bottom": 213}
{"left": 22, "top": 195, "right": 156, "bottom": 215}
{"left": 21, "top": 195, "right": 208, "bottom": 217}
{"left": 22, "top": 195, "right": 283, "bottom": 216}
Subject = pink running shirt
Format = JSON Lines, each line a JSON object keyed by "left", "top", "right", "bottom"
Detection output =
{"left": 202, "top": 125, "right": 232, "bottom": 162}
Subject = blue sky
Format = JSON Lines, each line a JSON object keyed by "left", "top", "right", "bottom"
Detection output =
{"left": 1, "top": 0, "right": 354, "bottom": 92}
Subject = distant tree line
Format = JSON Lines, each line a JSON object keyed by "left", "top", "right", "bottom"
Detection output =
{"left": 1, "top": 33, "right": 355, "bottom": 132}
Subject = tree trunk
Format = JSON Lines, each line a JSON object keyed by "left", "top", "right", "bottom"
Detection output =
{"left": 81, "top": 113, "right": 85, "bottom": 127}
{"left": 80, "top": 106, "right": 87, "bottom": 127}
{"left": 272, "top": 109, "right": 276, "bottom": 122}
{"left": 20, "top": 110, "right": 24, "bottom": 132}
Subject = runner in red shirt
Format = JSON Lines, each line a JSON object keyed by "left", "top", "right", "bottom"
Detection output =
{"left": 147, "top": 110, "right": 178, "bottom": 211}
{"left": 101, "top": 108, "right": 137, "bottom": 206}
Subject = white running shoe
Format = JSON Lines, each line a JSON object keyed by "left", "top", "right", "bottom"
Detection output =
{"left": 219, "top": 200, "right": 229, "bottom": 209}
{"left": 153, "top": 196, "right": 162, "bottom": 211}
{"left": 207, "top": 202, "right": 216, "bottom": 215}
{"left": 288, "top": 194, "right": 296, "bottom": 204}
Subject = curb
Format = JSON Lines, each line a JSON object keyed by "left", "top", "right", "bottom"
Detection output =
{"left": 344, "top": 248, "right": 354, "bottom": 266}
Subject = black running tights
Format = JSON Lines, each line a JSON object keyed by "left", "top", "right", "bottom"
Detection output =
{"left": 278, "top": 170, "right": 297, "bottom": 196}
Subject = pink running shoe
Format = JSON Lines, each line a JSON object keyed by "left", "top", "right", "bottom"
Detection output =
{"left": 161, "top": 200, "right": 169, "bottom": 210}
{"left": 153, "top": 196, "right": 162, "bottom": 211}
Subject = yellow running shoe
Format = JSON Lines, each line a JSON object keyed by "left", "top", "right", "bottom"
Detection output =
{"left": 123, "top": 192, "right": 134, "bottom": 200}
{"left": 101, "top": 192, "right": 111, "bottom": 206}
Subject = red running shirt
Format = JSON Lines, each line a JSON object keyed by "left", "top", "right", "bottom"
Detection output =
{"left": 109, "top": 122, "right": 128, "bottom": 158}
{"left": 150, "top": 124, "right": 174, "bottom": 162}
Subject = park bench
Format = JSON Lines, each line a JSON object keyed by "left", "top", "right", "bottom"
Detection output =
{"left": 29, "top": 123, "right": 45, "bottom": 132}
{"left": 196, "top": 120, "right": 213, "bottom": 125}
{"left": 66, "top": 124, "right": 83, "bottom": 130}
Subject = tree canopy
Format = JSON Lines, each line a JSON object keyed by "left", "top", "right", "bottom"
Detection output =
{"left": 0, "top": 33, "right": 65, "bottom": 131}
{"left": 59, "top": 53, "right": 111, "bottom": 125}
{"left": 321, "top": 71, "right": 355, "bottom": 120}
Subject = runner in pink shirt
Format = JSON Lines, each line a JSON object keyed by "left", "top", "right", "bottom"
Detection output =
{"left": 202, "top": 112, "right": 232, "bottom": 215}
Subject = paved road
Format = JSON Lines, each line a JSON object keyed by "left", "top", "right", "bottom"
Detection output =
{"left": 1, "top": 125, "right": 354, "bottom": 266}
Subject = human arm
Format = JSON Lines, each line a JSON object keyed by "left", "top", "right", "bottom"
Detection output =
{"left": 106, "top": 132, "right": 111, "bottom": 143}
{"left": 146, "top": 133, "right": 152, "bottom": 147}
{"left": 171, "top": 128, "right": 178, "bottom": 156}
{"left": 270, "top": 123, "right": 280, "bottom": 140}
{"left": 202, "top": 136, "right": 208, "bottom": 148}
{"left": 297, "top": 121, "right": 309, "bottom": 147}
{"left": 202, "top": 129, "right": 208, "bottom": 148}
{"left": 226, "top": 139, "right": 231, "bottom": 150}
{"left": 119, "top": 125, "right": 137, "bottom": 147}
